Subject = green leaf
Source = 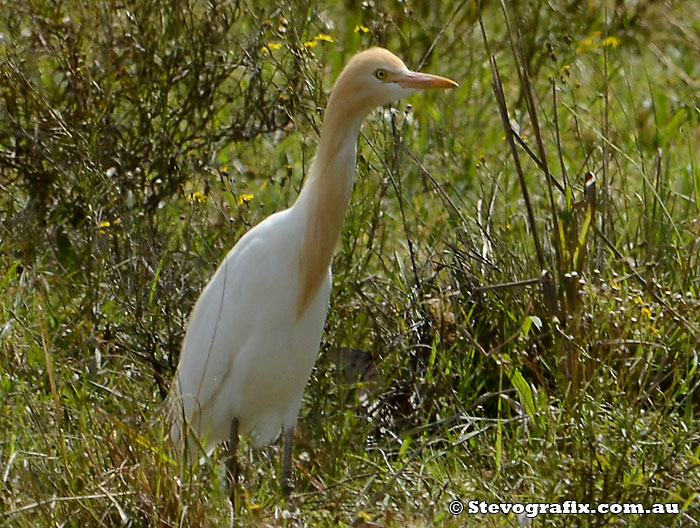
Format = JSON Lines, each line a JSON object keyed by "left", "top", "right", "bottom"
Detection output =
{"left": 507, "top": 368, "right": 541, "bottom": 433}
{"left": 398, "top": 436, "right": 411, "bottom": 457}
{"left": 521, "top": 315, "right": 542, "bottom": 337}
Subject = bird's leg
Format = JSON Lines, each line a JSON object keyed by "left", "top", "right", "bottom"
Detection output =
{"left": 280, "top": 426, "right": 294, "bottom": 497}
{"left": 226, "top": 418, "right": 239, "bottom": 516}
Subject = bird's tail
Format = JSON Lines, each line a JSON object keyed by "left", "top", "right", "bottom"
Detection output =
{"left": 165, "top": 380, "right": 186, "bottom": 456}
{"left": 166, "top": 376, "right": 207, "bottom": 465}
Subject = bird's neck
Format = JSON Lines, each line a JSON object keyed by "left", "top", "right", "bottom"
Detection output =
{"left": 294, "top": 97, "right": 367, "bottom": 318}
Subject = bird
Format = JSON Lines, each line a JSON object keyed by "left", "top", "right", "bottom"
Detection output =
{"left": 169, "top": 47, "right": 457, "bottom": 500}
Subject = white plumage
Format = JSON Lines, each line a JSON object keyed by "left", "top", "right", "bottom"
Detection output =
{"left": 169, "top": 47, "right": 456, "bottom": 493}
{"left": 171, "top": 205, "right": 331, "bottom": 453}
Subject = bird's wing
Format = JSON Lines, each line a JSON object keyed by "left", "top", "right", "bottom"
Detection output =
{"left": 172, "top": 209, "right": 299, "bottom": 439}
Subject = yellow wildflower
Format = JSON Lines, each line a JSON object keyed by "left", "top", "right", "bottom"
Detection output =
{"left": 602, "top": 36, "right": 619, "bottom": 48}
{"left": 238, "top": 193, "right": 254, "bottom": 205}
{"left": 357, "top": 511, "right": 372, "bottom": 521}
{"left": 354, "top": 25, "right": 370, "bottom": 33}
{"left": 189, "top": 191, "right": 207, "bottom": 204}
{"left": 633, "top": 296, "right": 644, "bottom": 305}
{"left": 303, "top": 40, "right": 317, "bottom": 49}
{"left": 576, "top": 38, "right": 596, "bottom": 54}
{"left": 262, "top": 42, "right": 282, "bottom": 53}
{"left": 248, "top": 503, "right": 262, "bottom": 511}
{"left": 576, "top": 32, "right": 619, "bottom": 54}
{"left": 641, "top": 306, "right": 652, "bottom": 318}
{"left": 314, "top": 34, "right": 333, "bottom": 43}
{"left": 98, "top": 220, "right": 111, "bottom": 234}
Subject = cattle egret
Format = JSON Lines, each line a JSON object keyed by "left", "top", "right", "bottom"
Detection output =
{"left": 169, "top": 47, "right": 457, "bottom": 499}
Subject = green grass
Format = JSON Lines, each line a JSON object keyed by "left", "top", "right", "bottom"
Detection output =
{"left": 1, "top": 0, "right": 699, "bottom": 526}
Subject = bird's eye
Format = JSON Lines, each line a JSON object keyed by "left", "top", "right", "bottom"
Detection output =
{"left": 374, "top": 68, "right": 388, "bottom": 81}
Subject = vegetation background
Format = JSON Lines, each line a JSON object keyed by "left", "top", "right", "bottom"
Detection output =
{"left": 1, "top": 0, "right": 699, "bottom": 526}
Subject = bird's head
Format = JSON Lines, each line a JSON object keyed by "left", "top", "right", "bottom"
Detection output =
{"left": 329, "top": 47, "right": 458, "bottom": 116}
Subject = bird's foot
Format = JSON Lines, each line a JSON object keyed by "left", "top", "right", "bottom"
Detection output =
{"left": 281, "top": 480, "right": 294, "bottom": 499}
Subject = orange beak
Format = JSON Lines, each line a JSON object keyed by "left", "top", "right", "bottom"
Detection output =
{"left": 392, "top": 70, "right": 458, "bottom": 90}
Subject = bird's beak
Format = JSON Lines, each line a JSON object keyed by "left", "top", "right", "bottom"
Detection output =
{"left": 392, "top": 70, "right": 459, "bottom": 90}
